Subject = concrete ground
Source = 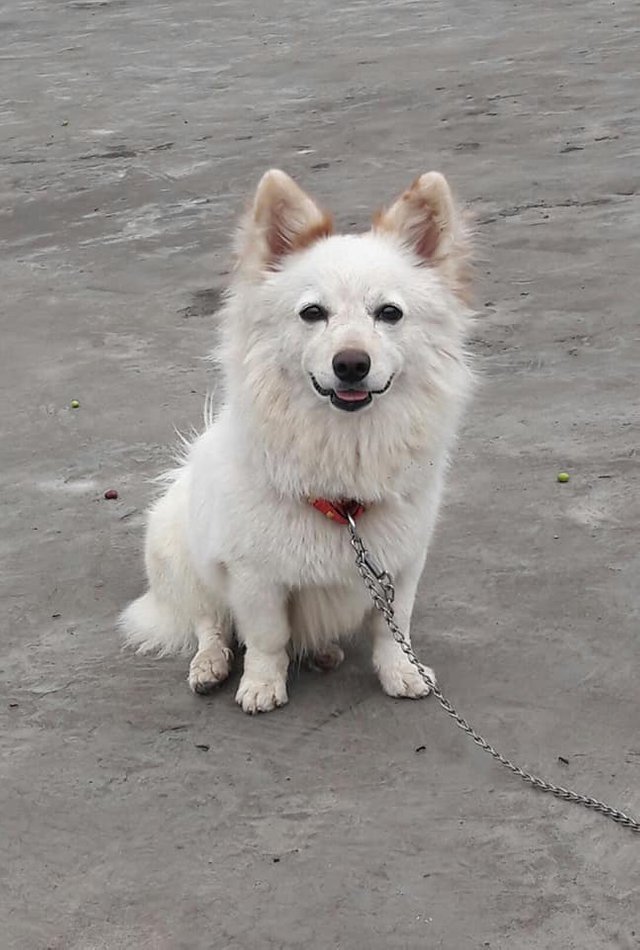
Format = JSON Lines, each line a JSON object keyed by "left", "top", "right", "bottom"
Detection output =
{"left": 2, "top": 0, "right": 639, "bottom": 947}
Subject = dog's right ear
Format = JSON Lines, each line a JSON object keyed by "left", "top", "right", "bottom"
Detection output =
{"left": 235, "top": 170, "right": 333, "bottom": 276}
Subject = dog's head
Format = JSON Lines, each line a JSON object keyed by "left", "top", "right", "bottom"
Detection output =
{"left": 222, "top": 170, "right": 473, "bottom": 499}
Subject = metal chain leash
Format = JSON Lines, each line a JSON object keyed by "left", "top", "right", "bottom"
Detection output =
{"left": 346, "top": 514, "right": 640, "bottom": 834}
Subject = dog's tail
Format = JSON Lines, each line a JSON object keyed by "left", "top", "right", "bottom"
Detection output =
{"left": 119, "top": 592, "right": 194, "bottom": 656}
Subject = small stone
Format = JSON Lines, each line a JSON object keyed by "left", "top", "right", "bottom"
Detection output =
{"left": 104, "top": 489, "right": 118, "bottom": 500}
{"left": 70, "top": 399, "right": 80, "bottom": 409}
{"left": 557, "top": 472, "right": 570, "bottom": 483}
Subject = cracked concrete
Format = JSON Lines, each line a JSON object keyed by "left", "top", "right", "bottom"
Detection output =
{"left": 1, "top": 0, "right": 639, "bottom": 947}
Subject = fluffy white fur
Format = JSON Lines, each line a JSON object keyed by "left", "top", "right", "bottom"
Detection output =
{"left": 120, "top": 169, "right": 473, "bottom": 713}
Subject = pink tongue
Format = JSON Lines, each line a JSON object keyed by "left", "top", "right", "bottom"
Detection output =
{"left": 336, "top": 390, "right": 369, "bottom": 402}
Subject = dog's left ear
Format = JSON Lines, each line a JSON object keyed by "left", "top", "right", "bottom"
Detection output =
{"left": 373, "top": 172, "right": 471, "bottom": 301}
{"left": 237, "top": 169, "right": 333, "bottom": 275}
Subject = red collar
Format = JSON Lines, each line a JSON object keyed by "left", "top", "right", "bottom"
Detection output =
{"left": 310, "top": 498, "right": 365, "bottom": 525}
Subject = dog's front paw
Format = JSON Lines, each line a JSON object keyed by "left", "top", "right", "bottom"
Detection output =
{"left": 235, "top": 673, "right": 288, "bottom": 714}
{"left": 376, "top": 658, "right": 435, "bottom": 700}
{"left": 189, "top": 646, "right": 233, "bottom": 695}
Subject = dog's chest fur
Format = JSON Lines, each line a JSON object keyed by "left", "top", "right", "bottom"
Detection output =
{"left": 186, "top": 411, "right": 444, "bottom": 592}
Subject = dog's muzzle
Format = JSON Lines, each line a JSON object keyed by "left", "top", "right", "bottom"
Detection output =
{"left": 310, "top": 374, "right": 393, "bottom": 412}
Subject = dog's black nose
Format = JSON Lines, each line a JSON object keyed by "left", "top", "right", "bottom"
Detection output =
{"left": 332, "top": 349, "right": 371, "bottom": 384}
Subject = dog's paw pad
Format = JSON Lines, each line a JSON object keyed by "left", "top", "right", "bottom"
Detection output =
{"left": 188, "top": 647, "right": 232, "bottom": 695}
{"left": 235, "top": 674, "right": 288, "bottom": 714}
{"left": 377, "top": 661, "right": 435, "bottom": 700}
{"left": 308, "top": 643, "right": 345, "bottom": 673}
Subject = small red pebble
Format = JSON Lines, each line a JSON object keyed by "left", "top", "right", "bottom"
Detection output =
{"left": 104, "top": 489, "right": 118, "bottom": 500}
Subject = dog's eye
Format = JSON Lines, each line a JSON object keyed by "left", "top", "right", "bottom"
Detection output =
{"left": 375, "top": 304, "right": 403, "bottom": 323}
{"left": 299, "top": 304, "right": 328, "bottom": 323}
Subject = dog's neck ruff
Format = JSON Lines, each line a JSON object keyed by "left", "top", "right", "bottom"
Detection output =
{"left": 310, "top": 498, "right": 365, "bottom": 526}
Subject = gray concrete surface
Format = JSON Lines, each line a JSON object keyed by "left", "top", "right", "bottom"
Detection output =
{"left": 2, "top": 0, "right": 639, "bottom": 947}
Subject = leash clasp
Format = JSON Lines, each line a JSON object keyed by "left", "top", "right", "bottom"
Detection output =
{"left": 346, "top": 511, "right": 395, "bottom": 605}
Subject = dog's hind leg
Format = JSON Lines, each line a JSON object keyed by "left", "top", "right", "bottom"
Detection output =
{"left": 120, "top": 472, "right": 219, "bottom": 659}
{"left": 188, "top": 615, "right": 234, "bottom": 694}
{"left": 307, "top": 641, "right": 345, "bottom": 672}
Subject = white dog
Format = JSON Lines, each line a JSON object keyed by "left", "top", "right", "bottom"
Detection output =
{"left": 120, "top": 169, "right": 472, "bottom": 713}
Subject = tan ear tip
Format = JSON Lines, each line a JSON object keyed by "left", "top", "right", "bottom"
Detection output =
{"left": 258, "top": 168, "right": 294, "bottom": 188}
{"left": 416, "top": 170, "right": 449, "bottom": 193}
{"left": 253, "top": 169, "right": 297, "bottom": 216}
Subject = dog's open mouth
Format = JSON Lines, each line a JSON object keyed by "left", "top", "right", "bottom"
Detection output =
{"left": 310, "top": 376, "right": 393, "bottom": 412}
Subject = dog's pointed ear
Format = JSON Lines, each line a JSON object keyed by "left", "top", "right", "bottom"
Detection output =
{"left": 373, "top": 172, "right": 471, "bottom": 301}
{"left": 236, "top": 170, "right": 333, "bottom": 275}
